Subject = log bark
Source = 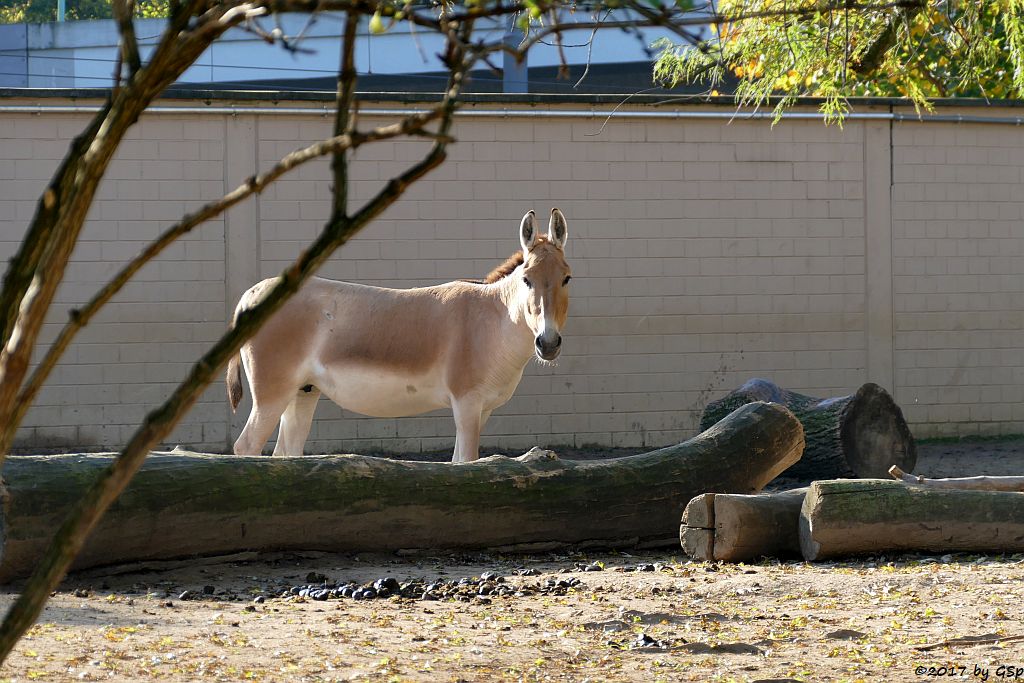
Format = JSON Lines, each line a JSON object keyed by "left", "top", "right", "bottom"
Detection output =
{"left": 799, "top": 479, "right": 1024, "bottom": 561}
{"left": 0, "top": 401, "right": 803, "bottom": 581}
{"left": 889, "top": 465, "right": 1024, "bottom": 491}
{"left": 681, "top": 488, "right": 806, "bottom": 562}
{"left": 700, "top": 378, "right": 917, "bottom": 480}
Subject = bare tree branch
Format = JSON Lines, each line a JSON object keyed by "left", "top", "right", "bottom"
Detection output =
{"left": 850, "top": 1, "right": 925, "bottom": 76}
{"left": 0, "top": 15, "right": 474, "bottom": 661}
{"left": 0, "top": 6, "right": 248, "bottom": 472}
{"left": 111, "top": 0, "right": 142, "bottom": 78}
{"left": 332, "top": 10, "right": 359, "bottom": 219}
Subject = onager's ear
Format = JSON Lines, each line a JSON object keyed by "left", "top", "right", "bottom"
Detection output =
{"left": 548, "top": 208, "right": 568, "bottom": 248}
{"left": 520, "top": 210, "right": 538, "bottom": 253}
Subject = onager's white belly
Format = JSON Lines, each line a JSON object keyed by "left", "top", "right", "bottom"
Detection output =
{"left": 313, "top": 364, "right": 451, "bottom": 417}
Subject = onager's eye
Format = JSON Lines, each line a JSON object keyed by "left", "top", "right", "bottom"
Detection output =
{"left": 563, "top": 275, "right": 572, "bottom": 286}
{"left": 523, "top": 277, "right": 532, "bottom": 289}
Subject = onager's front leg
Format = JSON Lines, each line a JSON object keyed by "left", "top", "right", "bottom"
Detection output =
{"left": 451, "top": 400, "right": 484, "bottom": 463}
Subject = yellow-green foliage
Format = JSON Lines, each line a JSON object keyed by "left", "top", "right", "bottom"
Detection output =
{"left": 0, "top": 0, "right": 167, "bottom": 24}
{"left": 655, "top": 1, "right": 1024, "bottom": 122}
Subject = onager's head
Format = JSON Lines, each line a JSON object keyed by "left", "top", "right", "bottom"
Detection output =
{"left": 518, "top": 208, "right": 571, "bottom": 361}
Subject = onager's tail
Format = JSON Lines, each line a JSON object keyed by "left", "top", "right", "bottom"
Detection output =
{"left": 227, "top": 354, "right": 243, "bottom": 412}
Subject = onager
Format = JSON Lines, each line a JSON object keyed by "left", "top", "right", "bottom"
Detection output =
{"left": 227, "top": 208, "right": 571, "bottom": 462}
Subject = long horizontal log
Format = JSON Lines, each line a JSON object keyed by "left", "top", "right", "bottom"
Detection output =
{"left": 0, "top": 401, "right": 804, "bottom": 581}
{"left": 800, "top": 479, "right": 1024, "bottom": 561}
{"left": 889, "top": 465, "right": 1024, "bottom": 491}
{"left": 681, "top": 488, "right": 807, "bottom": 562}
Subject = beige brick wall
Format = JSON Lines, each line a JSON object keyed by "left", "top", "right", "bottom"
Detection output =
{"left": 891, "top": 108, "right": 1024, "bottom": 437}
{"left": 2, "top": 97, "right": 1022, "bottom": 453}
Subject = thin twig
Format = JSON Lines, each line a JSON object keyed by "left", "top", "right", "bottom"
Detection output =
{"left": 584, "top": 87, "right": 661, "bottom": 137}
{"left": 574, "top": 7, "right": 612, "bottom": 89}
{"left": 915, "top": 633, "right": 1024, "bottom": 652}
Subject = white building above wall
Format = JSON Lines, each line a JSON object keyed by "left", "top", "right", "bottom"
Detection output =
{"left": 0, "top": 12, "right": 696, "bottom": 93}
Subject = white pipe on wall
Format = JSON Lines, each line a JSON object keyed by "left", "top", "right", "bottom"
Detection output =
{"left": 1, "top": 103, "right": 1024, "bottom": 125}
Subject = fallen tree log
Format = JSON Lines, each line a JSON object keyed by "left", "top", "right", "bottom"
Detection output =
{"left": 680, "top": 488, "right": 807, "bottom": 562}
{"left": 799, "top": 479, "right": 1024, "bottom": 561}
{"left": 700, "top": 379, "right": 916, "bottom": 480}
{"left": 0, "top": 401, "right": 804, "bottom": 581}
{"left": 889, "top": 465, "right": 1024, "bottom": 491}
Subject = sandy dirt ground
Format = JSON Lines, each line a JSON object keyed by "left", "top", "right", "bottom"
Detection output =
{"left": 2, "top": 439, "right": 1024, "bottom": 683}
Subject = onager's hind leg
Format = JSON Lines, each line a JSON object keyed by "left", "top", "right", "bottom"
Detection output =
{"left": 273, "top": 387, "right": 320, "bottom": 456}
{"left": 234, "top": 393, "right": 291, "bottom": 455}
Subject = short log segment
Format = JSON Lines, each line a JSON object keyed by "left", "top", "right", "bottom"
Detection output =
{"left": 0, "top": 401, "right": 804, "bottom": 581}
{"left": 800, "top": 479, "right": 1024, "bottom": 561}
{"left": 681, "top": 488, "right": 807, "bottom": 562}
{"left": 700, "top": 378, "right": 916, "bottom": 480}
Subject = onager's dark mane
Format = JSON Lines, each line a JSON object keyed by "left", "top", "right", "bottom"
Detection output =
{"left": 483, "top": 251, "right": 524, "bottom": 284}
{"left": 482, "top": 235, "right": 556, "bottom": 284}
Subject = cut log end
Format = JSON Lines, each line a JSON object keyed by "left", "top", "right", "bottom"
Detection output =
{"left": 701, "top": 379, "right": 916, "bottom": 482}
{"left": 839, "top": 383, "right": 917, "bottom": 478}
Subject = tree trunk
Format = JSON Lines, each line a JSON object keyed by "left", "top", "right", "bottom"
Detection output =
{"left": 700, "top": 378, "right": 916, "bottom": 480}
{"left": 799, "top": 479, "right": 1024, "bottom": 561}
{"left": 0, "top": 401, "right": 803, "bottom": 581}
{"left": 681, "top": 488, "right": 807, "bottom": 562}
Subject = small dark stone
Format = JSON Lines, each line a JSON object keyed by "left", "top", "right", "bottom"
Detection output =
{"left": 72, "top": 588, "right": 90, "bottom": 598}
{"left": 517, "top": 568, "right": 540, "bottom": 576}
{"left": 254, "top": 596, "right": 266, "bottom": 604}
{"left": 244, "top": 605, "right": 257, "bottom": 612}
{"left": 178, "top": 591, "right": 194, "bottom": 601}
{"left": 374, "top": 577, "right": 401, "bottom": 593}
{"left": 202, "top": 585, "right": 215, "bottom": 595}
{"left": 583, "top": 562, "right": 604, "bottom": 572}
{"left": 637, "top": 564, "right": 656, "bottom": 572}
{"left": 480, "top": 571, "right": 501, "bottom": 582}
{"left": 305, "top": 572, "right": 327, "bottom": 583}
{"left": 632, "top": 633, "right": 664, "bottom": 649}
